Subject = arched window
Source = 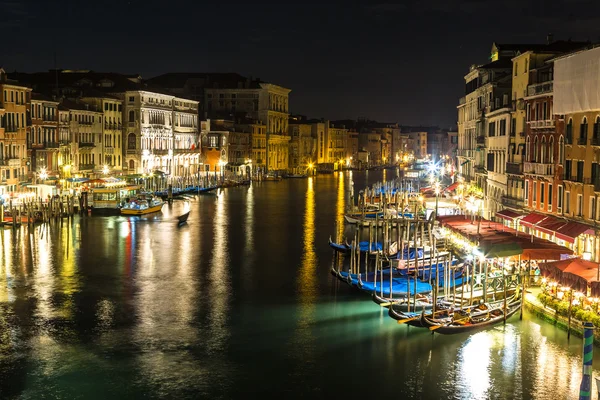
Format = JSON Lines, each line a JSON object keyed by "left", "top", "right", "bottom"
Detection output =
{"left": 566, "top": 119, "right": 573, "bottom": 143}
{"left": 129, "top": 110, "right": 135, "bottom": 122}
{"left": 129, "top": 160, "right": 135, "bottom": 170}
{"left": 549, "top": 136, "right": 554, "bottom": 163}
{"left": 594, "top": 116, "right": 600, "bottom": 143}
{"left": 580, "top": 117, "right": 588, "bottom": 145}
{"left": 127, "top": 133, "right": 136, "bottom": 149}
{"left": 559, "top": 135, "right": 565, "bottom": 165}
{"left": 526, "top": 136, "right": 530, "bottom": 162}
{"left": 533, "top": 136, "right": 539, "bottom": 162}
{"left": 541, "top": 136, "right": 546, "bottom": 163}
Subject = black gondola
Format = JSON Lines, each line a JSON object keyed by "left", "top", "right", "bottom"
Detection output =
{"left": 421, "top": 297, "right": 521, "bottom": 334}
{"left": 177, "top": 211, "right": 190, "bottom": 224}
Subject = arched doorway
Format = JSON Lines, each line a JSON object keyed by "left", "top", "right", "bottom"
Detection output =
{"left": 129, "top": 160, "right": 135, "bottom": 171}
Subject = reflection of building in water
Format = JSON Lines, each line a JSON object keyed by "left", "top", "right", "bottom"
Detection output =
{"left": 289, "top": 176, "right": 318, "bottom": 369}
{"left": 207, "top": 192, "right": 231, "bottom": 353}
{"left": 335, "top": 172, "right": 346, "bottom": 269}
{"left": 132, "top": 219, "right": 201, "bottom": 386}
{"left": 242, "top": 184, "right": 255, "bottom": 289}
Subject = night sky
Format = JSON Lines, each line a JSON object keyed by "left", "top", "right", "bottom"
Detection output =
{"left": 2, "top": 1, "right": 600, "bottom": 127}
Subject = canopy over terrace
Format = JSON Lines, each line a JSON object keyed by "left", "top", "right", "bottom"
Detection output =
{"left": 438, "top": 215, "right": 573, "bottom": 260}
{"left": 540, "top": 258, "right": 600, "bottom": 294}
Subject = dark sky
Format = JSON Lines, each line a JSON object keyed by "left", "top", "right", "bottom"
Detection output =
{"left": 2, "top": 1, "right": 600, "bottom": 127}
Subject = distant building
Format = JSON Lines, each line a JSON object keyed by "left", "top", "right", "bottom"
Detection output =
{"left": 408, "top": 131, "right": 427, "bottom": 159}
{"left": 147, "top": 73, "right": 290, "bottom": 170}
{"left": 30, "top": 93, "right": 59, "bottom": 175}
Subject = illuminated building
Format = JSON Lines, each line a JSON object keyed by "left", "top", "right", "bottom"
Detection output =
{"left": 58, "top": 99, "right": 103, "bottom": 176}
{"left": 29, "top": 93, "right": 59, "bottom": 175}
{"left": 0, "top": 69, "right": 31, "bottom": 193}
{"left": 79, "top": 96, "right": 124, "bottom": 172}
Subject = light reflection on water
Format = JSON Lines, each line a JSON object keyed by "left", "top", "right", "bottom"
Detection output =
{"left": 0, "top": 172, "right": 598, "bottom": 399}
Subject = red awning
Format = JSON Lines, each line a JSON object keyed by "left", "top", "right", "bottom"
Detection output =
{"left": 495, "top": 209, "right": 524, "bottom": 221}
{"left": 555, "top": 222, "right": 595, "bottom": 243}
{"left": 535, "top": 216, "right": 567, "bottom": 235}
{"left": 520, "top": 213, "right": 547, "bottom": 228}
{"left": 444, "top": 182, "right": 460, "bottom": 192}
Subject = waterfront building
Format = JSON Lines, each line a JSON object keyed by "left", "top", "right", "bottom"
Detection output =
{"left": 408, "top": 131, "right": 427, "bottom": 160}
{"left": 120, "top": 90, "right": 200, "bottom": 175}
{"left": 288, "top": 117, "right": 316, "bottom": 173}
{"left": 29, "top": 93, "right": 59, "bottom": 176}
{"left": 200, "top": 119, "right": 229, "bottom": 177}
{"left": 79, "top": 95, "right": 124, "bottom": 172}
{"left": 0, "top": 69, "right": 31, "bottom": 193}
{"left": 59, "top": 99, "right": 103, "bottom": 177}
{"left": 57, "top": 106, "right": 71, "bottom": 177}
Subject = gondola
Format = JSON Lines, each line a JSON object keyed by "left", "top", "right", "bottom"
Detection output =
{"left": 420, "top": 297, "right": 521, "bottom": 335}
{"left": 328, "top": 236, "right": 351, "bottom": 253}
{"left": 177, "top": 210, "right": 190, "bottom": 224}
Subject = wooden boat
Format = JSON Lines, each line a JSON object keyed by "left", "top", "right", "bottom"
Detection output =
{"left": 420, "top": 296, "right": 521, "bottom": 334}
{"left": 121, "top": 196, "right": 164, "bottom": 215}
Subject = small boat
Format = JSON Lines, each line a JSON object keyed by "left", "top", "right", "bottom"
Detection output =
{"left": 263, "top": 173, "right": 282, "bottom": 181}
{"left": 177, "top": 211, "right": 190, "bottom": 224}
{"left": 420, "top": 296, "right": 521, "bottom": 334}
{"left": 287, "top": 174, "right": 308, "bottom": 178}
{"left": 121, "top": 196, "right": 164, "bottom": 215}
{"left": 328, "top": 236, "right": 351, "bottom": 253}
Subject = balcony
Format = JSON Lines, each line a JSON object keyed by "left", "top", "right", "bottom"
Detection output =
{"left": 474, "top": 165, "right": 487, "bottom": 174}
{"left": 529, "top": 120, "right": 555, "bottom": 129}
{"left": 78, "top": 163, "right": 95, "bottom": 171}
{"left": 78, "top": 142, "right": 95, "bottom": 148}
{"left": 506, "top": 162, "right": 523, "bottom": 175}
{"left": 524, "top": 162, "right": 554, "bottom": 178}
{"left": 502, "top": 195, "right": 525, "bottom": 209}
{"left": 45, "top": 142, "right": 59, "bottom": 149}
{"left": 43, "top": 115, "right": 58, "bottom": 122}
{"left": 126, "top": 149, "right": 139, "bottom": 155}
{"left": 457, "top": 149, "right": 475, "bottom": 158}
{"left": 527, "top": 82, "right": 553, "bottom": 97}
{"left": 152, "top": 149, "right": 169, "bottom": 156}
{"left": 59, "top": 139, "right": 71, "bottom": 146}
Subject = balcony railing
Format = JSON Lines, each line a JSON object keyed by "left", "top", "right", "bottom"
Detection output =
{"left": 152, "top": 149, "right": 169, "bottom": 156}
{"left": 78, "top": 142, "right": 95, "bottom": 148}
{"left": 502, "top": 195, "right": 525, "bottom": 209}
{"left": 457, "top": 149, "right": 475, "bottom": 158}
{"left": 529, "top": 120, "right": 555, "bottom": 129}
{"left": 78, "top": 164, "right": 95, "bottom": 171}
{"left": 506, "top": 162, "right": 523, "bottom": 175}
{"left": 59, "top": 139, "right": 71, "bottom": 146}
{"left": 126, "top": 149, "right": 139, "bottom": 155}
{"left": 43, "top": 115, "right": 58, "bottom": 122}
{"left": 45, "top": 142, "right": 59, "bottom": 149}
{"left": 527, "top": 82, "right": 553, "bottom": 97}
{"left": 524, "top": 162, "right": 554, "bottom": 177}
{"left": 474, "top": 165, "right": 487, "bottom": 174}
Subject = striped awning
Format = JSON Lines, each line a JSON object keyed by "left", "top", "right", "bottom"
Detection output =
{"left": 520, "top": 212, "right": 547, "bottom": 228}
{"left": 495, "top": 209, "right": 524, "bottom": 221}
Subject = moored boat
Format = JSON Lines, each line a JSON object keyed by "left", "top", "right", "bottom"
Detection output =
{"left": 121, "top": 196, "right": 164, "bottom": 215}
{"left": 420, "top": 296, "right": 521, "bottom": 334}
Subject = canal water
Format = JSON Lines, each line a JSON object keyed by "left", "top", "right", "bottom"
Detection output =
{"left": 0, "top": 170, "right": 597, "bottom": 399}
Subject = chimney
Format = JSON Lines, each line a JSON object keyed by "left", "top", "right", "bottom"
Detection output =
{"left": 547, "top": 33, "right": 554, "bottom": 45}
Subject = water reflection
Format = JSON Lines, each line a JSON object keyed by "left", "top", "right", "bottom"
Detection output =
{"left": 242, "top": 183, "right": 255, "bottom": 288}
{"left": 335, "top": 172, "right": 345, "bottom": 244}
{"left": 208, "top": 191, "right": 231, "bottom": 354}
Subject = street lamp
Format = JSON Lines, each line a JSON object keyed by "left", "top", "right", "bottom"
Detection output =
{"left": 39, "top": 167, "right": 48, "bottom": 182}
{"left": 102, "top": 164, "right": 110, "bottom": 175}
{"left": 308, "top": 162, "right": 314, "bottom": 175}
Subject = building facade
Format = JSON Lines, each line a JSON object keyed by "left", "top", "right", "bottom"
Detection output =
{"left": 0, "top": 70, "right": 31, "bottom": 193}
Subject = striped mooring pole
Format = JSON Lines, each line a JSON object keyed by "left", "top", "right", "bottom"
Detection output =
{"left": 579, "top": 321, "right": 594, "bottom": 400}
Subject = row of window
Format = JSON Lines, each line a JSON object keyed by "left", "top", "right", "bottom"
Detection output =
{"left": 104, "top": 103, "right": 122, "bottom": 112}
{"left": 565, "top": 117, "right": 600, "bottom": 143}
{"left": 3, "top": 90, "right": 26, "bottom": 105}
{"left": 524, "top": 181, "right": 600, "bottom": 220}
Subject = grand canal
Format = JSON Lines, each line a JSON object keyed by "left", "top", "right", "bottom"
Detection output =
{"left": 0, "top": 171, "right": 597, "bottom": 399}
